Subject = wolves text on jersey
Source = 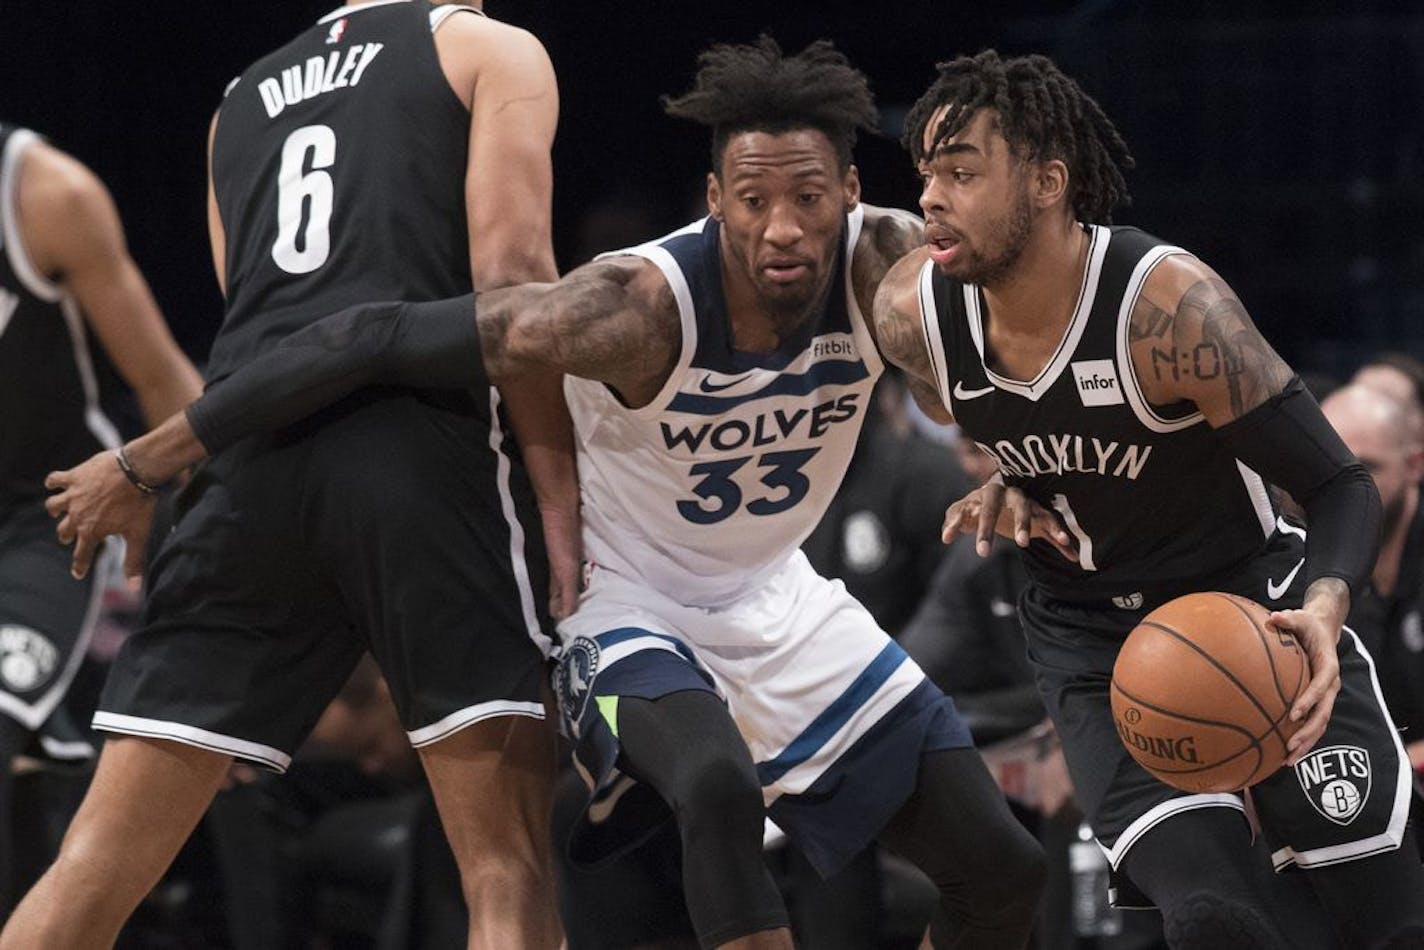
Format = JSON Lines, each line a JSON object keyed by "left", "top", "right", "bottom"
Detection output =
{"left": 660, "top": 392, "right": 861, "bottom": 455}
{"left": 975, "top": 433, "right": 1154, "bottom": 482}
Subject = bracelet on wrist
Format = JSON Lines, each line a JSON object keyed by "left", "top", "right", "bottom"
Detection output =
{"left": 114, "top": 446, "right": 164, "bottom": 496}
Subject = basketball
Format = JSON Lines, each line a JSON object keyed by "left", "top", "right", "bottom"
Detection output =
{"left": 1110, "top": 592, "right": 1307, "bottom": 793}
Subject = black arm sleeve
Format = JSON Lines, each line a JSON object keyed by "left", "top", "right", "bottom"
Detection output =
{"left": 1213, "top": 375, "right": 1382, "bottom": 596}
{"left": 186, "top": 294, "right": 484, "bottom": 452}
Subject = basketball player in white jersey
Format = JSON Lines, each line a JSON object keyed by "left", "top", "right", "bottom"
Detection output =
{"left": 45, "top": 38, "right": 1048, "bottom": 949}
{"left": 874, "top": 50, "right": 1424, "bottom": 947}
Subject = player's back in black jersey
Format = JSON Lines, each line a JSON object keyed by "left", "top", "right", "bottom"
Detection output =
{"left": 0, "top": 124, "right": 120, "bottom": 499}
{"left": 920, "top": 225, "right": 1280, "bottom": 604}
{"left": 207, "top": 0, "right": 476, "bottom": 383}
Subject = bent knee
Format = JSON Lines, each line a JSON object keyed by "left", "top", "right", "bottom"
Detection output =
{"left": 669, "top": 753, "right": 762, "bottom": 819}
{"left": 1162, "top": 892, "right": 1284, "bottom": 950}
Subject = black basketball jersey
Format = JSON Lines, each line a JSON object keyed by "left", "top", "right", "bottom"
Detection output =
{"left": 206, "top": 0, "right": 477, "bottom": 383}
{"left": 0, "top": 124, "right": 120, "bottom": 500}
{"left": 920, "top": 225, "right": 1279, "bottom": 603}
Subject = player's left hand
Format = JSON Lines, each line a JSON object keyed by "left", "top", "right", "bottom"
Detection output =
{"left": 1269, "top": 603, "right": 1342, "bottom": 766}
{"left": 942, "top": 479, "right": 1078, "bottom": 563}
{"left": 44, "top": 448, "right": 155, "bottom": 582}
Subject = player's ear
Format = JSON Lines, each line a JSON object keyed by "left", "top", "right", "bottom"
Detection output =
{"left": 706, "top": 172, "right": 723, "bottom": 221}
{"left": 843, "top": 164, "right": 861, "bottom": 210}
{"left": 1034, "top": 158, "right": 1069, "bottom": 211}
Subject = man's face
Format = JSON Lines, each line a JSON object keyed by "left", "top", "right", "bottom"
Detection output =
{"left": 708, "top": 129, "right": 859, "bottom": 320}
{"left": 1324, "top": 397, "right": 1423, "bottom": 529}
{"left": 916, "top": 107, "right": 1034, "bottom": 287}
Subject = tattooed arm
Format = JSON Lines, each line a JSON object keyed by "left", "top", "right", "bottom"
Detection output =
{"left": 1128, "top": 253, "right": 1378, "bottom": 764}
{"left": 870, "top": 245, "right": 952, "bottom": 425}
{"left": 479, "top": 255, "right": 681, "bottom": 409}
{"left": 1126, "top": 255, "right": 1293, "bottom": 425}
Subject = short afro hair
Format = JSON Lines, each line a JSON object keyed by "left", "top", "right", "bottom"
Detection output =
{"left": 663, "top": 36, "right": 879, "bottom": 175}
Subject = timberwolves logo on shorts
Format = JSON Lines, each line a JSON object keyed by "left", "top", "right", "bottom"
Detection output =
{"left": 555, "top": 637, "right": 601, "bottom": 734}
{"left": 0, "top": 625, "right": 59, "bottom": 694}
{"left": 1295, "top": 744, "right": 1371, "bottom": 825}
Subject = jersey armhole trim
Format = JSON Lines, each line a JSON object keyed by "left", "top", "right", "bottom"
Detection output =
{"left": 1, "top": 130, "right": 62, "bottom": 303}
{"left": 916, "top": 260, "right": 953, "bottom": 413}
{"left": 1115, "top": 246, "right": 1202, "bottom": 434}
{"left": 430, "top": 4, "right": 485, "bottom": 31}
{"left": 615, "top": 245, "right": 697, "bottom": 419}
{"left": 841, "top": 205, "right": 882, "bottom": 379}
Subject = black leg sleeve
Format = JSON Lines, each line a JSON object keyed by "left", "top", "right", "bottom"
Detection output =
{"left": 616, "top": 691, "right": 789, "bottom": 948}
{"left": 876, "top": 747, "right": 1045, "bottom": 949}
{"left": 1121, "top": 808, "right": 1339, "bottom": 950}
{"left": 187, "top": 294, "right": 483, "bottom": 452}
{"left": 0, "top": 715, "right": 26, "bottom": 918}
{"left": 1301, "top": 820, "right": 1424, "bottom": 949}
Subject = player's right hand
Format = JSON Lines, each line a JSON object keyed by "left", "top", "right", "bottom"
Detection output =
{"left": 942, "top": 478, "right": 1078, "bottom": 563}
{"left": 45, "top": 448, "right": 155, "bottom": 582}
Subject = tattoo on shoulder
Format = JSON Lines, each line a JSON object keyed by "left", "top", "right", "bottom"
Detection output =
{"left": 855, "top": 209, "right": 923, "bottom": 298}
{"left": 1135, "top": 276, "right": 1292, "bottom": 418}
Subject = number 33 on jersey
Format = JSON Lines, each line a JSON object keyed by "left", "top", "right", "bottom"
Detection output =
{"left": 567, "top": 207, "right": 881, "bottom": 607}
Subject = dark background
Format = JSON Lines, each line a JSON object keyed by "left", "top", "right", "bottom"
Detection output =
{"left": 2, "top": 1, "right": 1421, "bottom": 379}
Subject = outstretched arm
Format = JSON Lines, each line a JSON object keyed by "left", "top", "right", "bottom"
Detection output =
{"left": 47, "top": 259, "right": 680, "bottom": 578}
{"left": 1128, "top": 254, "right": 1379, "bottom": 763}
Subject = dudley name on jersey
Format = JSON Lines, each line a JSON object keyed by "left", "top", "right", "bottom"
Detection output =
{"left": 567, "top": 206, "right": 882, "bottom": 608}
{"left": 919, "top": 225, "right": 1279, "bottom": 605}
{"left": 207, "top": 1, "right": 477, "bottom": 384}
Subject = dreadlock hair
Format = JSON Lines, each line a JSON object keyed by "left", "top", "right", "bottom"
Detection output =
{"left": 663, "top": 35, "right": 879, "bottom": 176}
{"left": 903, "top": 50, "right": 1134, "bottom": 224}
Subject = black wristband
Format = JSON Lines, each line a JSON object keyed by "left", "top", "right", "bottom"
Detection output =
{"left": 114, "top": 446, "right": 164, "bottom": 496}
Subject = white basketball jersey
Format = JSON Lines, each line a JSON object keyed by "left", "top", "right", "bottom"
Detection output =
{"left": 567, "top": 206, "right": 881, "bottom": 607}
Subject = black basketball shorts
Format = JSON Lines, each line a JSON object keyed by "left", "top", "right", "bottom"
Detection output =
{"left": 1024, "top": 522, "right": 1411, "bottom": 902}
{"left": 95, "top": 389, "right": 554, "bottom": 770}
{"left": 0, "top": 496, "right": 114, "bottom": 760}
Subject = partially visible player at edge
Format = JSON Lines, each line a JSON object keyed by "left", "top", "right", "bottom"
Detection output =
{"left": 0, "top": 126, "right": 203, "bottom": 917}
{"left": 3, "top": 2, "right": 576, "bottom": 948}
{"left": 872, "top": 50, "right": 1424, "bottom": 946}
{"left": 44, "top": 38, "right": 1050, "bottom": 949}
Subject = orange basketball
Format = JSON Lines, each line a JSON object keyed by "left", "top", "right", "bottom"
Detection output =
{"left": 1110, "top": 592, "right": 1307, "bottom": 793}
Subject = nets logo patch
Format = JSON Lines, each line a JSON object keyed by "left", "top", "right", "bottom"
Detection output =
{"left": 1296, "top": 744, "right": 1371, "bottom": 825}
{"left": 0, "top": 625, "right": 59, "bottom": 694}
{"left": 1071, "top": 359, "right": 1124, "bottom": 407}
{"left": 555, "top": 637, "right": 601, "bottom": 735}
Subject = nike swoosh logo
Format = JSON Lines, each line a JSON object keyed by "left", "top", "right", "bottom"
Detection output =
{"left": 698, "top": 372, "right": 755, "bottom": 394}
{"left": 1266, "top": 557, "right": 1305, "bottom": 601}
{"left": 952, "top": 381, "right": 997, "bottom": 401}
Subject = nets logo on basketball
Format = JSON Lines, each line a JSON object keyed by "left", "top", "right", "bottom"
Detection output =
{"left": 1296, "top": 744, "right": 1371, "bottom": 825}
{"left": 1115, "top": 708, "right": 1200, "bottom": 764}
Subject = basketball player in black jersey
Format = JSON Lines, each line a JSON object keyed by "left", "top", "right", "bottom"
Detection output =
{"left": 2, "top": 4, "right": 576, "bottom": 948}
{"left": 43, "top": 38, "right": 1050, "bottom": 950}
{"left": 872, "top": 50, "right": 1424, "bottom": 947}
{"left": 0, "top": 127, "right": 202, "bottom": 918}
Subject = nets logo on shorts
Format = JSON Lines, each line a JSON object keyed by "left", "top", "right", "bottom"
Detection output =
{"left": 555, "top": 637, "right": 601, "bottom": 735}
{"left": 1295, "top": 744, "right": 1371, "bottom": 825}
{"left": 0, "top": 625, "right": 59, "bottom": 694}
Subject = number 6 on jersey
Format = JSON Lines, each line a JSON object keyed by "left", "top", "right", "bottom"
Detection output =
{"left": 272, "top": 124, "right": 335, "bottom": 274}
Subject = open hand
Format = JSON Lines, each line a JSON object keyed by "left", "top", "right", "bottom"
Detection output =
{"left": 45, "top": 449, "right": 155, "bottom": 582}
{"left": 942, "top": 479, "right": 1078, "bottom": 562}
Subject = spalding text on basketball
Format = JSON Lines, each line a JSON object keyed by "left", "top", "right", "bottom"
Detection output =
{"left": 1116, "top": 719, "right": 1200, "bottom": 763}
